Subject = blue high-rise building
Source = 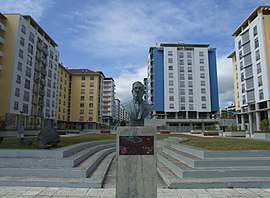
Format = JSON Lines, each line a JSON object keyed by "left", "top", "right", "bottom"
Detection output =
{"left": 146, "top": 43, "right": 219, "bottom": 132}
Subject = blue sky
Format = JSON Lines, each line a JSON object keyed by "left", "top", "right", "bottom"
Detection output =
{"left": 1, "top": 0, "right": 269, "bottom": 108}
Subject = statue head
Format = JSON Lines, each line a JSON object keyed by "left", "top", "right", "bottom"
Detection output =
{"left": 132, "top": 81, "right": 145, "bottom": 102}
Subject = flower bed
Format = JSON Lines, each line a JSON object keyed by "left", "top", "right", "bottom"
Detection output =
{"left": 159, "top": 129, "right": 170, "bottom": 134}
{"left": 254, "top": 131, "right": 270, "bottom": 140}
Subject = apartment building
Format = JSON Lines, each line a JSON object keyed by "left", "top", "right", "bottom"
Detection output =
{"left": 114, "top": 98, "right": 121, "bottom": 122}
{"left": 0, "top": 14, "right": 59, "bottom": 129}
{"left": 67, "top": 69, "right": 104, "bottom": 130}
{"left": 146, "top": 43, "right": 219, "bottom": 132}
{"left": 119, "top": 106, "right": 130, "bottom": 123}
{"left": 102, "top": 77, "right": 116, "bottom": 125}
{"left": 229, "top": 6, "right": 270, "bottom": 133}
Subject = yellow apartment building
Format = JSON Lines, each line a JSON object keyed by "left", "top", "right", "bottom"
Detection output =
{"left": 0, "top": 13, "right": 59, "bottom": 130}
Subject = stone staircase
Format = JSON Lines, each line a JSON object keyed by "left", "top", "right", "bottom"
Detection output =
{"left": 0, "top": 140, "right": 116, "bottom": 188}
{"left": 157, "top": 137, "right": 270, "bottom": 188}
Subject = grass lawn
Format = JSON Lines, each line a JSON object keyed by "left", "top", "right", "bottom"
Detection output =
{"left": 0, "top": 134, "right": 116, "bottom": 149}
{"left": 1, "top": 133, "right": 270, "bottom": 150}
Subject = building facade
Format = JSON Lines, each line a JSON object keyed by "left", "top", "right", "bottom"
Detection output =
{"left": 229, "top": 6, "right": 270, "bottom": 133}
{"left": 0, "top": 14, "right": 59, "bottom": 129}
{"left": 146, "top": 43, "right": 219, "bottom": 132}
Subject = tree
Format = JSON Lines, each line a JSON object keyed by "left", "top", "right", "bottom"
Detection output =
{"left": 260, "top": 119, "right": 270, "bottom": 131}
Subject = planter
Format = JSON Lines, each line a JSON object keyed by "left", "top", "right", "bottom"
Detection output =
{"left": 100, "top": 129, "right": 110, "bottom": 134}
{"left": 224, "top": 131, "right": 246, "bottom": 137}
{"left": 190, "top": 129, "right": 203, "bottom": 134}
{"left": 160, "top": 130, "right": 170, "bottom": 134}
{"left": 254, "top": 131, "right": 270, "bottom": 140}
{"left": 203, "top": 131, "right": 219, "bottom": 136}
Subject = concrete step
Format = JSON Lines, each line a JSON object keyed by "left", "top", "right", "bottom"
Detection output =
{"left": 0, "top": 143, "right": 115, "bottom": 168}
{"left": 171, "top": 143, "right": 270, "bottom": 159}
{"left": 158, "top": 151, "right": 270, "bottom": 179}
{"left": 164, "top": 145, "right": 270, "bottom": 168}
{"left": 157, "top": 161, "right": 270, "bottom": 189}
{"left": 0, "top": 147, "right": 115, "bottom": 178}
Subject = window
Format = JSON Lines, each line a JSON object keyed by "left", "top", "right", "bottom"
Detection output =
{"left": 19, "top": 49, "right": 23, "bottom": 58}
{"left": 180, "top": 73, "right": 185, "bottom": 80}
{"left": 239, "top": 51, "right": 242, "bottom": 60}
{"left": 169, "top": 80, "right": 174, "bottom": 86}
{"left": 256, "top": 50, "right": 260, "bottom": 61}
{"left": 46, "top": 99, "right": 50, "bottom": 107}
{"left": 15, "top": 88, "right": 20, "bottom": 97}
{"left": 80, "top": 103, "right": 84, "bottom": 107}
{"left": 188, "top": 74, "right": 192, "bottom": 80}
{"left": 241, "top": 73, "right": 244, "bottom": 82}
{"left": 258, "top": 76, "right": 263, "bottom": 87}
{"left": 16, "top": 75, "right": 21, "bottom": 84}
{"left": 202, "top": 104, "right": 206, "bottom": 109}
{"left": 180, "top": 89, "right": 185, "bottom": 95}
{"left": 189, "top": 104, "right": 194, "bottom": 110}
{"left": 25, "top": 67, "right": 31, "bottom": 77}
{"left": 169, "top": 104, "right": 174, "bottom": 109}
{"left": 89, "top": 103, "right": 93, "bottom": 107}
{"left": 169, "top": 88, "right": 174, "bottom": 93}
{"left": 200, "top": 66, "right": 204, "bottom": 71}
{"left": 49, "top": 60, "right": 53, "bottom": 68}
{"left": 199, "top": 51, "right": 204, "bottom": 56}
{"left": 240, "top": 61, "right": 243, "bottom": 70}
{"left": 179, "top": 52, "right": 184, "bottom": 58}
{"left": 81, "top": 76, "right": 85, "bottom": 80}
{"left": 199, "top": 58, "right": 204, "bottom": 64}
{"left": 201, "top": 96, "right": 206, "bottom": 101}
{"left": 89, "top": 117, "right": 93, "bottom": 121}
{"left": 20, "top": 37, "right": 25, "bottom": 46}
{"left": 189, "top": 96, "right": 193, "bottom": 103}
{"left": 238, "top": 40, "right": 241, "bottom": 49}
{"left": 169, "top": 96, "right": 174, "bottom": 101}
{"left": 259, "top": 89, "right": 264, "bottom": 100}
{"left": 80, "top": 96, "right": 85, "bottom": 101}
{"left": 254, "top": 38, "right": 259, "bottom": 49}
{"left": 90, "top": 82, "right": 94, "bottom": 87}
{"left": 253, "top": 26, "right": 258, "bottom": 37}
{"left": 89, "top": 96, "right": 93, "bottom": 101}
{"left": 81, "top": 89, "right": 85, "bottom": 94}
{"left": 242, "top": 95, "right": 246, "bottom": 105}
{"left": 48, "top": 70, "right": 52, "bottom": 78}
{"left": 80, "top": 109, "right": 84, "bottom": 114}
{"left": 187, "top": 52, "right": 192, "bottom": 58}
{"left": 89, "top": 89, "right": 94, "bottom": 94}
{"left": 188, "top": 67, "right": 192, "bottom": 72}
{"left": 257, "top": 63, "right": 261, "bottom": 74}
{"left": 201, "top": 88, "right": 206, "bottom": 94}
{"left": 188, "top": 81, "right": 193, "bottom": 88}
{"left": 168, "top": 58, "right": 173, "bottom": 63}
{"left": 52, "top": 91, "right": 55, "bottom": 98}
{"left": 200, "top": 73, "right": 205, "bottom": 78}
{"left": 187, "top": 59, "right": 192, "bottom": 65}
{"left": 168, "top": 65, "right": 173, "bottom": 70}
{"left": 168, "top": 73, "right": 173, "bottom": 78}
{"left": 79, "top": 116, "right": 84, "bottom": 121}
{"left": 90, "top": 76, "right": 94, "bottom": 80}
{"left": 168, "top": 51, "right": 173, "bottom": 56}
{"left": 21, "top": 25, "right": 26, "bottom": 34}
{"left": 180, "top": 104, "right": 185, "bottom": 110}
{"left": 17, "top": 62, "right": 22, "bottom": 71}
{"left": 201, "top": 81, "right": 205, "bottom": 86}
{"left": 47, "top": 89, "right": 51, "bottom": 97}
{"left": 179, "top": 60, "right": 184, "bottom": 65}
{"left": 24, "top": 79, "right": 30, "bottom": 90}
{"left": 14, "top": 101, "right": 19, "bottom": 110}
{"left": 179, "top": 66, "right": 184, "bottom": 72}
{"left": 180, "top": 81, "right": 185, "bottom": 87}
{"left": 28, "top": 43, "right": 33, "bottom": 54}
{"left": 180, "top": 96, "right": 185, "bottom": 102}
{"left": 89, "top": 110, "right": 93, "bottom": 114}
{"left": 47, "top": 79, "right": 51, "bottom": 88}
{"left": 26, "top": 55, "right": 32, "bottom": 66}
{"left": 241, "top": 84, "right": 245, "bottom": 93}
{"left": 81, "top": 82, "right": 85, "bottom": 87}
{"left": 189, "top": 89, "right": 193, "bottom": 95}
{"left": 22, "top": 104, "right": 28, "bottom": 114}
{"left": 49, "top": 50, "right": 53, "bottom": 59}
{"left": 23, "top": 91, "right": 29, "bottom": 102}
{"left": 29, "top": 32, "right": 34, "bottom": 43}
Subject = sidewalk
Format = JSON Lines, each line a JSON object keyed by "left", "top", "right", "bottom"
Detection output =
{"left": 1, "top": 186, "right": 270, "bottom": 197}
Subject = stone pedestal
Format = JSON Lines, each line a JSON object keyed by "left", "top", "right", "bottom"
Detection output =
{"left": 116, "top": 126, "right": 157, "bottom": 198}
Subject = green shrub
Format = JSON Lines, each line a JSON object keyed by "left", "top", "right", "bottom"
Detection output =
{"left": 229, "top": 124, "right": 238, "bottom": 130}
{"left": 260, "top": 119, "right": 270, "bottom": 131}
{"left": 160, "top": 124, "right": 169, "bottom": 130}
{"left": 0, "top": 117, "right": 6, "bottom": 130}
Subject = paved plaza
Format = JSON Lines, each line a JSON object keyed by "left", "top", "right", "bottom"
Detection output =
{"left": 1, "top": 186, "right": 270, "bottom": 198}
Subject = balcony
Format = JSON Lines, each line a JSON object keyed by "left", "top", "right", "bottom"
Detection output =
{"left": 42, "top": 58, "right": 47, "bottom": 65}
{"left": 40, "top": 90, "right": 45, "bottom": 96}
{"left": 33, "top": 86, "right": 39, "bottom": 94}
{"left": 32, "top": 109, "right": 39, "bottom": 116}
{"left": 32, "top": 97, "right": 39, "bottom": 105}
{"left": 37, "top": 42, "right": 43, "bottom": 50}
{"left": 0, "top": 35, "right": 4, "bottom": 44}
{"left": 40, "top": 79, "right": 46, "bottom": 85}
{"left": 34, "top": 77, "right": 40, "bottom": 83}
{"left": 35, "top": 65, "right": 41, "bottom": 72}
{"left": 0, "top": 22, "right": 6, "bottom": 31}
{"left": 36, "top": 54, "right": 42, "bottom": 61}
{"left": 41, "top": 68, "right": 47, "bottom": 75}
{"left": 39, "top": 100, "right": 44, "bottom": 106}
{"left": 43, "top": 48, "right": 48, "bottom": 56}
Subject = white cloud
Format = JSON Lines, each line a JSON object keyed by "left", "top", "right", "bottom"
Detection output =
{"left": 217, "top": 55, "right": 235, "bottom": 108}
{"left": 114, "top": 66, "right": 147, "bottom": 104}
{"left": 0, "top": 0, "right": 53, "bottom": 21}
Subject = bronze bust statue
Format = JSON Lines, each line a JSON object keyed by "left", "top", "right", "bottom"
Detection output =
{"left": 123, "top": 81, "right": 152, "bottom": 126}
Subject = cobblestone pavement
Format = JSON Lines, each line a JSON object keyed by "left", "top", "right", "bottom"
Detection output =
{"left": 1, "top": 186, "right": 270, "bottom": 197}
